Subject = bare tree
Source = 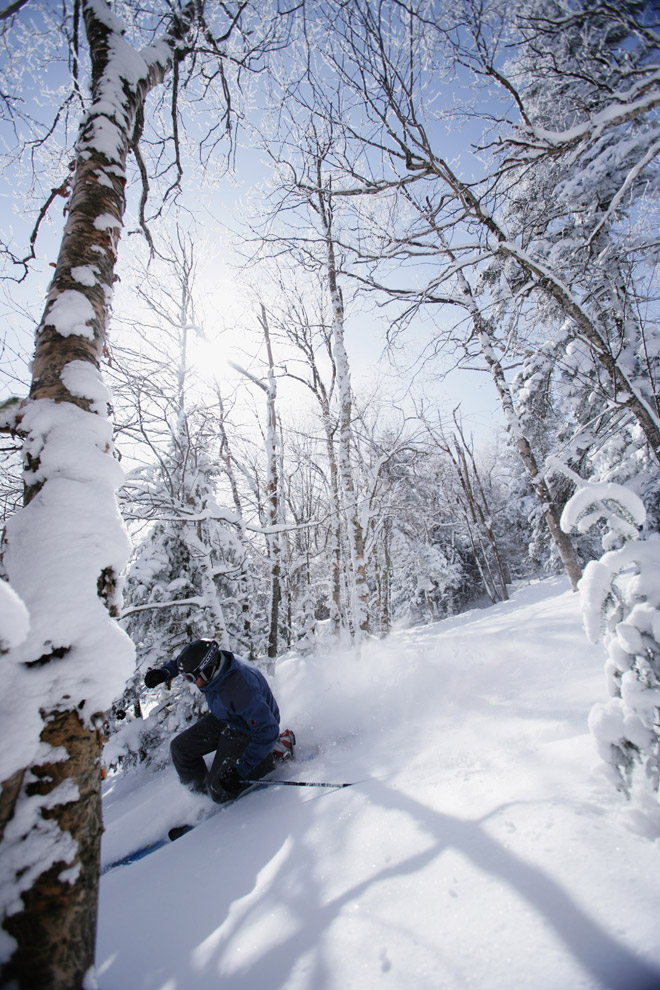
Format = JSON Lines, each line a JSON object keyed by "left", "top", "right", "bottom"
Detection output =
{"left": 308, "top": 0, "right": 660, "bottom": 463}
{"left": 418, "top": 410, "right": 510, "bottom": 602}
{"left": 253, "top": 271, "right": 347, "bottom": 631}
{"left": 229, "top": 303, "right": 284, "bottom": 657}
{"left": 436, "top": 234, "right": 583, "bottom": 590}
{"left": 246, "top": 114, "right": 371, "bottom": 636}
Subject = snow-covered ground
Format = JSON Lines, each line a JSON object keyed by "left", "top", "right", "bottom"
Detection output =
{"left": 96, "top": 578, "right": 660, "bottom": 990}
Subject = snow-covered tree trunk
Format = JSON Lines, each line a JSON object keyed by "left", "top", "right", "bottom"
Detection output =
{"left": 331, "top": 278, "right": 368, "bottom": 634}
{"left": 260, "top": 306, "right": 283, "bottom": 658}
{"left": 375, "top": 517, "right": 392, "bottom": 635}
{"left": 216, "top": 388, "right": 256, "bottom": 655}
{"left": 318, "top": 188, "right": 368, "bottom": 636}
{"left": 324, "top": 426, "right": 345, "bottom": 633}
{"left": 0, "top": 4, "right": 195, "bottom": 987}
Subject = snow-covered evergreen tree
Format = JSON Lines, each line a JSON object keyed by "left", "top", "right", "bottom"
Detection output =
{"left": 499, "top": 0, "right": 660, "bottom": 480}
{"left": 562, "top": 478, "right": 660, "bottom": 825}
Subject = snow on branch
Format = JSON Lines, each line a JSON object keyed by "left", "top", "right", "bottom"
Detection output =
{"left": 527, "top": 76, "right": 660, "bottom": 152}
{"left": 120, "top": 596, "right": 205, "bottom": 619}
{"left": 560, "top": 482, "right": 646, "bottom": 550}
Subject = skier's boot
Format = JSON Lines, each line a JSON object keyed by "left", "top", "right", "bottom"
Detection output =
{"left": 272, "top": 728, "right": 296, "bottom": 761}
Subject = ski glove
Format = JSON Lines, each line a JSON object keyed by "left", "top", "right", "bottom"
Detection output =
{"left": 216, "top": 765, "right": 242, "bottom": 798}
{"left": 144, "top": 668, "right": 169, "bottom": 688}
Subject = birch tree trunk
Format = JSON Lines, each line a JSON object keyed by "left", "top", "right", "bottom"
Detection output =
{"left": 216, "top": 388, "right": 256, "bottom": 655}
{"left": 315, "top": 171, "right": 369, "bottom": 636}
{"left": 259, "top": 305, "right": 282, "bottom": 658}
{"left": 324, "top": 425, "right": 345, "bottom": 633}
{"left": 0, "top": 6, "right": 196, "bottom": 987}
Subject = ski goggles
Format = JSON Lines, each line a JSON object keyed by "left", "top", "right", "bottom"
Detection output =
{"left": 181, "top": 643, "right": 220, "bottom": 684}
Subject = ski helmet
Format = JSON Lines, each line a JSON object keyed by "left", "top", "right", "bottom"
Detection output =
{"left": 176, "top": 639, "right": 224, "bottom": 686}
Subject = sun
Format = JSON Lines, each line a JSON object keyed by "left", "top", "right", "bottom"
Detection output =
{"left": 187, "top": 263, "right": 252, "bottom": 388}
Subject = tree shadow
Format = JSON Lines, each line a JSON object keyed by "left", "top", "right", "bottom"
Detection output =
{"left": 98, "top": 778, "right": 660, "bottom": 990}
{"left": 205, "top": 778, "right": 660, "bottom": 990}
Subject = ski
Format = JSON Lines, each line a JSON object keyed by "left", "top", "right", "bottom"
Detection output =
{"left": 101, "top": 742, "right": 325, "bottom": 871}
{"left": 167, "top": 779, "right": 267, "bottom": 841}
{"left": 166, "top": 775, "right": 356, "bottom": 841}
{"left": 101, "top": 838, "right": 171, "bottom": 871}
{"left": 102, "top": 780, "right": 267, "bottom": 870}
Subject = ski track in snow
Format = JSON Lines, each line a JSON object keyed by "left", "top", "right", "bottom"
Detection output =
{"left": 96, "top": 578, "right": 660, "bottom": 990}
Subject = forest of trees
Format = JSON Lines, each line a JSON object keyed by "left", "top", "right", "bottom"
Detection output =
{"left": 0, "top": 1, "right": 658, "bottom": 987}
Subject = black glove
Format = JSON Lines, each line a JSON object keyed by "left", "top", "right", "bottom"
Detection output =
{"left": 216, "top": 764, "right": 242, "bottom": 798}
{"left": 144, "top": 668, "right": 168, "bottom": 689}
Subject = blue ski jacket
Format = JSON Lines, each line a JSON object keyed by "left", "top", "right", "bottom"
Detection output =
{"left": 161, "top": 651, "right": 280, "bottom": 777}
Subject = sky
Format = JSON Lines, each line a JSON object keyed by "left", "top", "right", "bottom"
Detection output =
{"left": 0, "top": 4, "right": 506, "bottom": 448}
{"left": 0, "top": 178, "right": 504, "bottom": 459}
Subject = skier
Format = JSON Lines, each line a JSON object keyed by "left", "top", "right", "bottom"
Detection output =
{"left": 144, "top": 639, "right": 294, "bottom": 803}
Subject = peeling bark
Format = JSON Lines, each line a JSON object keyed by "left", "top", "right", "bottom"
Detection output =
{"left": 1, "top": 713, "right": 102, "bottom": 990}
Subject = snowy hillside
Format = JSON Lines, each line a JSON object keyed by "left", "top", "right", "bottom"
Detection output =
{"left": 95, "top": 578, "right": 660, "bottom": 990}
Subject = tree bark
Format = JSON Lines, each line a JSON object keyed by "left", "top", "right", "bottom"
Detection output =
{"left": 316, "top": 172, "right": 369, "bottom": 635}
{"left": 1, "top": 714, "right": 103, "bottom": 990}
{"left": 260, "top": 305, "right": 282, "bottom": 658}
{"left": 1, "top": 5, "right": 197, "bottom": 988}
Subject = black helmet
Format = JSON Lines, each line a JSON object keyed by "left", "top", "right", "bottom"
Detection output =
{"left": 176, "top": 639, "right": 224, "bottom": 686}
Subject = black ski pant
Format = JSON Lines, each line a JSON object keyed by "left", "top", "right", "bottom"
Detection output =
{"left": 170, "top": 713, "right": 277, "bottom": 803}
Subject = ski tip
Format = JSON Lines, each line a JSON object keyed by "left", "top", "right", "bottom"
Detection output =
{"left": 168, "top": 824, "right": 194, "bottom": 842}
